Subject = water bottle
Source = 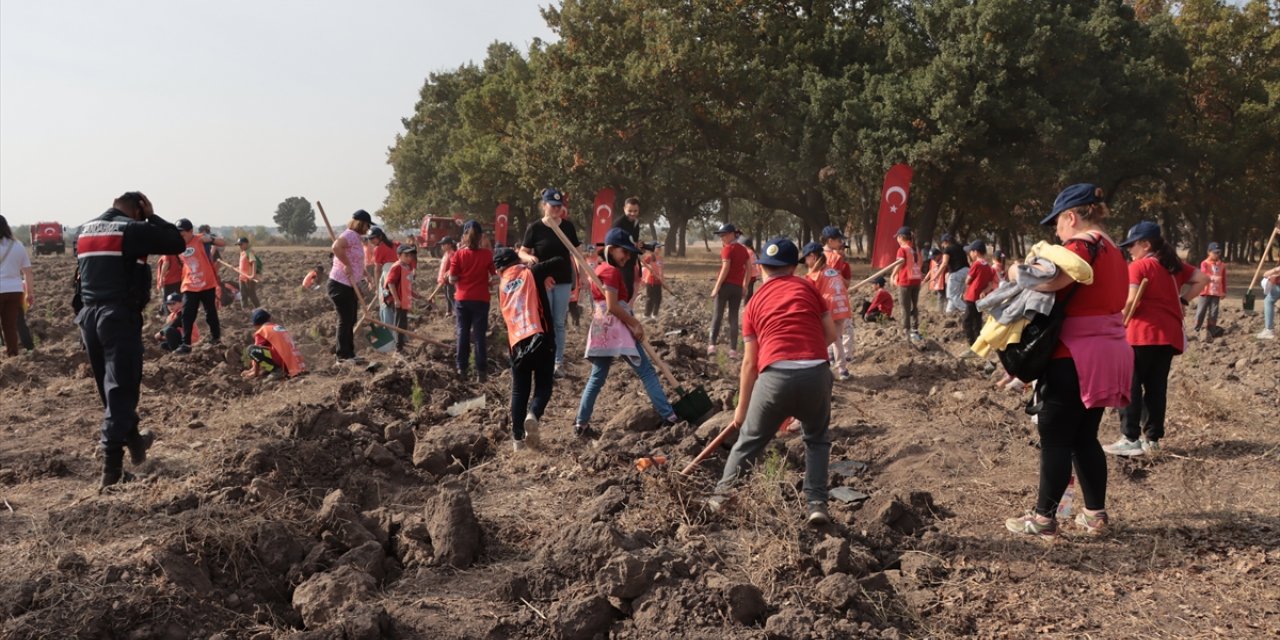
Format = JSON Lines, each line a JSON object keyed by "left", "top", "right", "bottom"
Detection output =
{"left": 1056, "top": 475, "right": 1076, "bottom": 519}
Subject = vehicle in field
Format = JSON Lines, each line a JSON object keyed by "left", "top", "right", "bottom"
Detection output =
{"left": 418, "top": 215, "right": 463, "bottom": 256}
{"left": 30, "top": 221, "right": 66, "bottom": 255}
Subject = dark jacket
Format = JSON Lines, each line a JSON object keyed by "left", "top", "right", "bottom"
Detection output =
{"left": 76, "top": 209, "right": 185, "bottom": 310}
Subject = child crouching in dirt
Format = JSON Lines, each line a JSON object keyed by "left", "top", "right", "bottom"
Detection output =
{"left": 863, "top": 276, "right": 894, "bottom": 323}
{"left": 244, "top": 309, "right": 307, "bottom": 378}
{"left": 155, "top": 293, "right": 197, "bottom": 351}
{"left": 574, "top": 228, "right": 680, "bottom": 439}
{"left": 801, "top": 242, "right": 852, "bottom": 380}
{"left": 495, "top": 248, "right": 562, "bottom": 450}
{"left": 714, "top": 237, "right": 838, "bottom": 526}
{"left": 383, "top": 245, "right": 417, "bottom": 351}
{"left": 302, "top": 263, "right": 325, "bottom": 291}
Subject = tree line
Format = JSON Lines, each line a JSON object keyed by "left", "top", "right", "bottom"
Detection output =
{"left": 381, "top": 0, "right": 1279, "bottom": 261}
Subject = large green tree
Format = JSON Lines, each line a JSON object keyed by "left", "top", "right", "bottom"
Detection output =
{"left": 273, "top": 196, "right": 316, "bottom": 243}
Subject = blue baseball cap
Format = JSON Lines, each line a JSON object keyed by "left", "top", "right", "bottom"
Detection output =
{"left": 462, "top": 220, "right": 483, "bottom": 234}
{"left": 1041, "top": 183, "right": 1103, "bottom": 226}
{"left": 176, "top": 218, "right": 194, "bottom": 231}
{"left": 964, "top": 240, "right": 987, "bottom": 253}
{"left": 541, "top": 188, "right": 565, "bottom": 206}
{"left": 757, "top": 237, "right": 800, "bottom": 266}
{"left": 821, "top": 225, "right": 845, "bottom": 240}
{"left": 492, "top": 248, "right": 519, "bottom": 269}
{"left": 1118, "top": 221, "right": 1162, "bottom": 248}
{"left": 436, "top": 236, "right": 455, "bottom": 246}
{"left": 800, "top": 241, "right": 824, "bottom": 259}
{"left": 1207, "top": 242, "right": 1221, "bottom": 253}
{"left": 603, "top": 227, "right": 640, "bottom": 253}
{"left": 895, "top": 226, "right": 913, "bottom": 237}
{"left": 873, "top": 276, "right": 887, "bottom": 286}
{"left": 251, "top": 308, "right": 271, "bottom": 326}
{"left": 164, "top": 293, "right": 183, "bottom": 305}
{"left": 352, "top": 209, "right": 376, "bottom": 225}
{"left": 941, "top": 233, "right": 954, "bottom": 243}
{"left": 714, "top": 223, "right": 738, "bottom": 236}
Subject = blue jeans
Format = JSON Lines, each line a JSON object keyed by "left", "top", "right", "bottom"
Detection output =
{"left": 575, "top": 348, "right": 674, "bottom": 426}
{"left": 1264, "top": 282, "right": 1279, "bottom": 331}
{"left": 455, "top": 300, "right": 489, "bottom": 373}
{"left": 547, "top": 283, "right": 572, "bottom": 365}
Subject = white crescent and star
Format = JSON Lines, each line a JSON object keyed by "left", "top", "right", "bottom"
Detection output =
{"left": 596, "top": 204, "right": 613, "bottom": 220}
{"left": 884, "top": 186, "right": 907, "bottom": 214}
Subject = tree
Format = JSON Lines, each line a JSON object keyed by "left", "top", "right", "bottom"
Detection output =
{"left": 274, "top": 197, "right": 316, "bottom": 243}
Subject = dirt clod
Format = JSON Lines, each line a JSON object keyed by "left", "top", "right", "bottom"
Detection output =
{"left": 425, "top": 484, "right": 483, "bottom": 568}
{"left": 726, "top": 583, "right": 767, "bottom": 625}
{"left": 551, "top": 592, "right": 620, "bottom": 640}
{"left": 291, "top": 564, "right": 377, "bottom": 628}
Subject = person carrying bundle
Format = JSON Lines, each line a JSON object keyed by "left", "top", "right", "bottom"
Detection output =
{"left": 494, "top": 248, "right": 561, "bottom": 451}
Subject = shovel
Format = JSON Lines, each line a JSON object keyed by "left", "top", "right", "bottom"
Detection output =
{"left": 1244, "top": 216, "right": 1280, "bottom": 312}
{"left": 848, "top": 257, "right": 905, "bottom": 293}
{"left": 317, "top": 201, "right": 397, "bottom": 350}
{"left": 546, "top": 222, "right": 714, "bottom": 425}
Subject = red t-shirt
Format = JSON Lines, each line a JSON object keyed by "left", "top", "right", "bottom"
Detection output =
{"left": 721, "top": 243, "right": 750, "bottom": 289}
{"left": 157, "top": 254, "right": 183, "bottom": 286}
{"left": 1127, "top": 257, "right": 1193, "bottom": 352}
{"left": 743, "top": 275, "right": 830, "bottom": 373}
{"left": 964, "top": 259, "right": 995, "bottom": 302}
{"left": 894, "top": 245, "right": 923, "bottom": 286}
{"left": 591, "top": 262, "right": 631, "bottom": 303}
{"left": 1052, "top": 234, "right": 1128, "bottom": 358}
{"left": 868, "top": 288, "right": 894, "bottom": 316}
{"left": 374, "top": 242, "right": 398, "bottom": 266}
{"left": 449, "top": 247, "right": 494, "bottom": 302}
{"left": 1199, "top": 259, "right": 1226, "bottom": 297}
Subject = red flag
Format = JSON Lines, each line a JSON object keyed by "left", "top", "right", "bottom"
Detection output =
{"left": 493, "top": 203, "right": 510, "bottom": 246}
{"left": 591, "top": 188, "right": 616, "bottom": 245}
{"left": 871, "top": 164, "right": 913, "bottom": 269}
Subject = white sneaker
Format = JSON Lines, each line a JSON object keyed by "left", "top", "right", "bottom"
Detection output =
{"left": 1257, "top": 329, "right": 1276, "bottom": 340}
{"left": 512, "top": 439, "right": 527, "bottom": 452}
{"left": 1141, "top": 439, "right": 1160, "bottom": 455}
{"left": 1102, "top": 437, "right": 1145, "bottom": 457}
{"left": 523, "top": 413, "right": 540, "bottom": 448}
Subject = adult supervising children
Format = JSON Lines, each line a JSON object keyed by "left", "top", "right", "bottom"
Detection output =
{"left": 715, "top": 237, "right": 838, "bottom": 526}
{"left": 520, "top": 189, "right": 580, "bottom": 378}
{"left": 1004, "top": 184, "right": 1131, "bottom": 538}
{"left": 329, "top": 210, "right": 374, "bottom": 364}
{"left": 1103, "top": 221, "right": 1207, "bottom": 457}
{"left": 451, "top": 220, "right": 495, "bottom": 379}
{"left": 709, "top": 223, "right": 750, "bottom": 357}
{"left": 74, "top": 192, "right": 185, "bottom": 487}
{"left": 175, "top": 219, "right": 224, "bottom": 353}
{"left": 574, "top": 228, "right": 679, "bottom": 439}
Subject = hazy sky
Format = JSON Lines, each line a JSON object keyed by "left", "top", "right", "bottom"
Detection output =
{"left": 0, "top": 0, "right": 556, "bottom": 228}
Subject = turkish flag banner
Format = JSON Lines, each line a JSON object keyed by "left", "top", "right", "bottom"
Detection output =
{"left": 493, "top": 203, "right": 510, "bottom": 247}
{"left": 592, "top": 188, "right": 616, "bottom": 245}
{"left": 871, "top": 164, "right": 913, "bottom": 269}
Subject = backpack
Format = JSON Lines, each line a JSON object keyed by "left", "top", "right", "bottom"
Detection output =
{"left": 254, "top": 253, "right": 264, "bottom": 275}
{"left": 997, "top": 237, "right": 1100, "bottom": 384}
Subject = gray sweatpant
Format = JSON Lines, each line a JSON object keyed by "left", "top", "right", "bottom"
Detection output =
{"left": 946, "top": 268, "right": 969, "bottom": 314}
{"left": 717, "top": 363, "right": 833, "bottom": 504}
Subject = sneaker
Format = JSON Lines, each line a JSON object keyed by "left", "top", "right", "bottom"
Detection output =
{"left": 706, "top": 494, "right": 732, "bottom": 514}
{"left": 573, "top": 423, "right": 598, "bottom": 439}
{"left": 806, "top": 502, "right": 831, "bottom": 527}
{"left": 1102, "top": 437, "right": 1145, "bottom": 457}
{"left": 511, "top": 439, "right": 527, "bottom": 452}
{"left": 553, "top": 365, "right": 566, "bottom": 379}
{"left": 126, "top": 430, "right": 154, "bottom": 465}
{"left": 455, "top": 367, "right": 467, "bottom": 379}
{"left": 728, "top": 349, "right": 739, "bottom": 359}
{"left": 174, "top": 345, "right": 192, "bottom": 355}
{"left": 1004, "top": 511, "right": 1058, "bottom": 538}
{"left": 523, "top": 413, "right": 541, "bottom": 447}
{"left": 1073, "top": 509, "right": 1109, "bottom": 536}
{"left": 1141, "top": 439, "right": 1160, "bottom": 455}
{"left": 837, "top": 368, "right": 850, "bottom": 381}
{"left": 1257, "top": 329, "right": 1276, "bottom": 340}
{"left": 706, "top": 345, "right": 717, "bottom": 356}
{"left": 910, "top": 331, "right": 923, "bottom": 342}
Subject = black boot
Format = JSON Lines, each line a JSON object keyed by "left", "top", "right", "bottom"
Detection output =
{"left": 100, "top": 450, "right": 133, "bottom": 490}
{"left": 126, "top": 430, "right": 155, "bottom": 465}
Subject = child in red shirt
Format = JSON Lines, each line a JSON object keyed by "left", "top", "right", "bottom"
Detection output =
{"left": 494, "top": 248, "right": 561, "bottom": 450}
{"left": 864, "top": 276, "right": 894, "bottom": 323}
{"left": 1195, "top": 242, "right": 1226, "bottom": 339}
{"left": 709, "top": 224, "right": 750, "bottom": 357}
{"left": 889, "top": 227, "right": 924, "bottom": 341}
{"left": 821, "top": 225, "right": 855, "bottom": 362}
{"left": 801, "top": 242, "right": 852, "bottom": 380}
{"left": 245, "top": 308, "right": 307, "bottom": 378}
{"left": 448, "top": 221, "right": 496, "bottom": 379}
{"left": 962, "top": 241, "right": 996, "bottom": 348}
{"left": 640, "top": 243, "right": 666, "bottom": 318}
{"left": 714, "top": 237, "right": 838, "bottom": 527}
{"left": 436, "top": 237, "right": 457, "bottom": 317}
{"left": 383, "top": 245, "right": 417, "bottom": 351}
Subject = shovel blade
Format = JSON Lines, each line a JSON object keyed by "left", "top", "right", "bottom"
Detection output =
{"left": 672, "top": 385, "right": 714, "bottom": 425}
{"left": 366, "top": 325, "right": 396, "bottom": 353}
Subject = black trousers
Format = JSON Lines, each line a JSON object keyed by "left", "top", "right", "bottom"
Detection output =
{"left": 181, "top": 288, "right": 220, "bottom": 345}
{"left": 963, "top": 301, "right": 982, "bottom": 345}
{"left": 248, "top": 345, "right": 278, "bottom": 371}
{"left": 241, "top": 280, "right": 261, "bottom": 309}
{"left": 1034, "top": 358, "right": 1107, "bottom": 517}
{"left": 1119, "top": 345, "right": 1176, "bottom": 442}
{"left": 394, "top": 308, "right": 409, "bottom": 350}
{"left": 711, "top": 284, "right": 743, "bottom": 347}
{"left": 77, "top": 304, "right": 144, "bottom": 454}
{"left": 510, "top": 343, "right": 555, "bottom": 440}
{"left": 645, "top": 284, "right": 663, "bottom": 317}
{"left": 328, "top": 280, "right": 358, "bottom": 359}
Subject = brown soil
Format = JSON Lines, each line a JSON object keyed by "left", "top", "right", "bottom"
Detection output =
{"left": 1, "top": 249, "right": 1277, "bottom": 639}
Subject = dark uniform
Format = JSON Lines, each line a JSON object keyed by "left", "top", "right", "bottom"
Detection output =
{"left": 76, "top": 207, "right": 184, "bottom": 485}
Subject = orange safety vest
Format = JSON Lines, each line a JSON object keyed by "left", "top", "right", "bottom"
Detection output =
{"left": 180, "top": 236, "right": 218, "bottom": 292}
{"left": 385, "top": 262, "right": 415, "bottom": 310}
{"left": 808, "top": 268, "right": 853, "bottom": 321}
{"left": 824, "top": 249, "right": 849, "bottom": 283}
{"left": 895, "top": 245, "right": 922, "bottom": 285}
{"left": 255, "top": 323, "right": 306, "bottom": 377}
{"left": 641, "top": 254, "right": 664, "bottom": 286}
{"left": 1201, "top": 260, "right": 1226, "bottom": 297}
{"left": 929, "top": 258, "right": 946, "bottom": 291}
{"left": 302, "top": 270, "right": 318, "bottom": 288}
{"left": 238, "top": 250, "right": 256, "bottom": 282}
{"left": 499, "top": 264, "right": 547, "bottom": 347}
{"left": 745, "top": 248, "right": 759, "bottom": 284}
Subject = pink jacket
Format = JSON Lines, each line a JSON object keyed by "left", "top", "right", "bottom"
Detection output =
{"left": 1058, "top": 313, "right": 1132, "bottom": 409}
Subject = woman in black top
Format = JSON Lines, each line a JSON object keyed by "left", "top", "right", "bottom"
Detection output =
{"left": 519, "top": 188, "right": 580, "bottom": 377}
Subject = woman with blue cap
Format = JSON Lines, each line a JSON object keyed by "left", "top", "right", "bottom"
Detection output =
{"left": 1005, "top": 184, "right": 1132, "bottom": 539}
{"left": 519, "top": 189, "right": 580, "bottom": 378}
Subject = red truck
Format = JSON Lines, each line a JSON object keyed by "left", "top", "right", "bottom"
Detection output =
{"left": 30, "top": 221, "right": 66, "bottom": 255}
{"left": 418, "top": 215, "right": 463, "bottom": 256}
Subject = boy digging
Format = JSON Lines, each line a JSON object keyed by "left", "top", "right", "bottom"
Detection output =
{"left": 715, "top": 237, "right": 838, "bottom": 526}
{"left": 245, "top": 309, "right": 306, "bottom": 379}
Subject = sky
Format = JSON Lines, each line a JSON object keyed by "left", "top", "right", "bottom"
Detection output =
{"left": 0, "top": 0, "right": 557, "bottom": 228}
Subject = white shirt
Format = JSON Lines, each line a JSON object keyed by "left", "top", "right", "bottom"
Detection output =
{"left": 0, "top": 238, "right": 31, "bottom": 294}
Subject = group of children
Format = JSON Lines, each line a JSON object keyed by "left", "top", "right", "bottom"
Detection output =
{"left": 153, "top": 221, "right": 264, "bottom": 355}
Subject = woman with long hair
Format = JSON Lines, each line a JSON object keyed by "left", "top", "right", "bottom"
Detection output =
{"left": 519, "top": 188, "right": 580, "bottom": 378}
{"left": 1005, "top": 184, "right": 1132, "bottom": 538}
{"left": 1103, "top": 221, "right": 1207, "bottom": 457}
{"left": 329, "top": 210, "right": 373, "bottom": 363}
{"left": 449, "top": 220, "right": 495, "bottom": 379}
{"left": 0, "top": 215, "right": 35, "bottom": 357}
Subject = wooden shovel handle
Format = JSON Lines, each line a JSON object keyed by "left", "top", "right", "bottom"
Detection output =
{"left": 849, "top": 258, "right": 905, "bottom": 292}
{"left": 1123, "top": 278, "right": 1149, "bottom": 327}
{"left": 680, "top": 420, "right": 740, "bottom": 475}
{"left": 1246, "top": 218, "right": 1280, "bottom": 294}
{"left": 368, "top": 318, "right": 448, "bottom": 349}
{"left": 216, "top": 258, "right": 259, "bottom": 282}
